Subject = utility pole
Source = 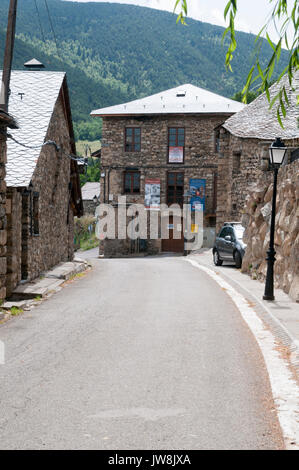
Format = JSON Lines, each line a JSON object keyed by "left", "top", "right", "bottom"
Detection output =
{"left": 0, "top": 0, "right": 18, "bottom": 112}
{"left": 0, "top": 0, "right": 18, "bottom": 301}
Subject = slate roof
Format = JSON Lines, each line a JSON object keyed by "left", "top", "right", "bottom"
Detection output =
{"left": 223, "top": 71, "right": 299, "bottom": 140}
{"left": 5, "top": 71, "right": 66, "bottom": 187}
{"left": 81, "top": 182, "right": 100, "bottom": 200}
{"left": 91, "top": 83, "right": 245, "bottom": 117}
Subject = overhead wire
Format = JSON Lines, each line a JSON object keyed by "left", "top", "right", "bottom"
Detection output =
{"left": 44, "top": 0, "right": 62, "bottom": 60}
{"left": 1, "top": 130, "right": 87, "bottom": 164}
{"left": 34, "top": 0, "right": 45, "bottom": 43}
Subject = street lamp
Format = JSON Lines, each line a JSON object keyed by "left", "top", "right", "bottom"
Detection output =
{"left": 263, "top": 137, "right": 288, "bottom": 301}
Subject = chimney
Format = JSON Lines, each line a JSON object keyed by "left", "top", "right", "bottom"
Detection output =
{"left": 24, "top": 59, "right": 45, "bottom": 70}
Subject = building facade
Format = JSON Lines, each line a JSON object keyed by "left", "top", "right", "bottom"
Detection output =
{"left": 81, "top": 182, "right": 100, "bottom": 215}
{"left": 91, "top": 84, "right": 244, "bottom": 256}
{"left": 0, "top": 110, "right": 17, "bottom": 300}
{"left": 217, "top": 72, "right": 299, "bottom": 301}
{"left": 216, "top": 72, "right": 299, "bottom": 231}
{"left": 5, "top": 71, "right": 83, "bottom": 296}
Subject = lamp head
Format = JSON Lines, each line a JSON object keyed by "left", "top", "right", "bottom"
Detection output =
{"left": 269, "top": 137, "right": 287, "bottom": 168}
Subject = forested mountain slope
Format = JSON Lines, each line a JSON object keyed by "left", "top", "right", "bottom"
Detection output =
{"left": 0, "top": 0, "right": 289, "bottom": 139}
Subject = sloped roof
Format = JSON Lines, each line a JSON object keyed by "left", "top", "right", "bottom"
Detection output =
{"left": 24, "top": 58, "right": 45, "bottom": 68}
{"left": 91, "top": 83, "right": 245, "bottom": 117}
{"left": 223, "top": 71, "right": 299, "bottom": 140}
{"left": 81, "top": 182, "right": 100, "bottom": 200}
{"left": 5, "top": 71, "right": 65, "bottom": 187}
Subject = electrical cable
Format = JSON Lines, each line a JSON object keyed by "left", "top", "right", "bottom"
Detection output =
{"left": 34, "top": 0, "right": 45, "bottom": 43}
{"left": 1, "top": 130, "right": 87, "bottom": 164}
{"left": 44, "top": 0, "right": 62, "bottom": 60}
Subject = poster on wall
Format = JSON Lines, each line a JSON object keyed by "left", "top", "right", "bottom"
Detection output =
{"left": 145, "top": 178, "right": 160, "bottom": 209}
{"left": 168, "top": 146, "right": 184, "bottom": 163}
{"left": 189, "top": 178, "right": 206, "bottom": 211}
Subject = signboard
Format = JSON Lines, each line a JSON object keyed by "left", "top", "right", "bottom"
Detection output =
{"left": 145, "top": 178, "right": 160, "bottom": 209}
{"left": 189, "top": 178, "right": 206, "bottom": 211}
{"left": 169, "top": 146, "right": 184, "bottom": 163}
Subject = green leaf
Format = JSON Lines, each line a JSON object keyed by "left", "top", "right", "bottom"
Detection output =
{"left": 266, "top": 33, "right": 276, "bottom": 51}
{"left": 276, "top": 108, "right": 284, "bottom": 129}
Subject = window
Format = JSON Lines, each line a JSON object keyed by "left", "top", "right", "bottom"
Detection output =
{"left": 124, "top": 171, "right": 140, "bottom": 194}
{"left": 32, "top": 192, "right": 39, "bottom": 235}
{"left": 168, "top": 128, "right": 185, "bottom": 163}
{"left": 214, "top": 128, "right": 220, "bottom": 153}
{"left": 219, "top": 227, "right": 228, "bottom": 238}
{"left": 219, "top": 226, "right": 235, "bottom": 240}
{"left": 167, "top": 172, "right": 184, "bottom": 206}
{"left": 290, "top": 148, "right": 299, "bottom": 163}
{"left": 125, "top": 127, "right": 141, "bottom": 152}
{"left": 233, "top": 152, "right": 241, "bottom": 172}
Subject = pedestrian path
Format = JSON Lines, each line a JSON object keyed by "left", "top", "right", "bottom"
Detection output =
{"left": 1, "top": 257, "right": 89, "bottom": 319}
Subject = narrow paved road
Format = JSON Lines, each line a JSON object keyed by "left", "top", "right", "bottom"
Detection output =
{"left": 0, "top": 256, "right": 283, "bottom": 449}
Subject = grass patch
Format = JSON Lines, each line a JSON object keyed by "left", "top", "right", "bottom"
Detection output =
{"left": 76, "top": 140, "right": 101, "bottom": 156}
{"left": 10, "top": 307, "right": 24, "bottom": 316}
{"left": 74, "top": 215, "right": 99, "bottom": 251}
{"left": 80, "top": 234, "right": 99, "bottom": 251}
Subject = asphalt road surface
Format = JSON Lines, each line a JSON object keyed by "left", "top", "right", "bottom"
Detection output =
{"left": 0, "top": 256, "right": 283, "bottom": 449}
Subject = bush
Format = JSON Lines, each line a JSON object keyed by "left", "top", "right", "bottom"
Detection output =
{"left": 74, "top": 215, "right": 99, "bottom": 251}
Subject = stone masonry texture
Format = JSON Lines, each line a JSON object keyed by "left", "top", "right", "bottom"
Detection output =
{"left": 0, "top": 123, "right": 7, "bottom": 300}
{"left": 6, "top": 94, "right": 75, "bottom": 294}
{"left": 241, "top": 157, "right": 299, "bottom": 302}
{"left": 99, "top": 114, "right": 232, "bottom": 256}
{"left": 216, "top": 127, "right": 272, "bottom": 232}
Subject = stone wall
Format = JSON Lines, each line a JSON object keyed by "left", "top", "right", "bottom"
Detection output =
{"left": 241, "top": 158, "right": 299, "bottom": 302}
{"left": 100, "top": 114, "right": 231, "bottom": 256}
{"left": 6, "top": 94, "right": 75, "bottom": 292}
{"left": 216, "top": 128, "right": 270, "bottom": 232}
{"left": 83, "top": 199, "right": 98, "bottom": 216}
{"left": 25, "top": 94, "right": 74, "bottom": 281}
{"left": 6, "top": 188, "right": 21, "bottom": 296}
{"left": 0, "top": 123, "right": 7, "bottom": 300}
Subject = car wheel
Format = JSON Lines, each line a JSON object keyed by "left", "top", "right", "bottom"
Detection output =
{"left": 213, "top": 250, "right": 223, "bottom": 266}
{"left": 234, "top": 250, "right": 242, "bottom": 269}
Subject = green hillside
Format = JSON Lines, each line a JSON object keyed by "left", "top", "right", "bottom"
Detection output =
{"left": 0, "top": 0, "right": 289, "bottom": 140}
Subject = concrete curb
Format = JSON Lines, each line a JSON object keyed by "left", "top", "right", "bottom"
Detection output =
{"left": 189, "top": 255, "right": 299, "bottom": 376}
{"left": 0, "top": 261, "right": 90, "bottom": 325}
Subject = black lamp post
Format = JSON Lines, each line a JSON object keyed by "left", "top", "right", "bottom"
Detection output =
{"left": 263, "top": 137, "right": 287, "bottom": 301}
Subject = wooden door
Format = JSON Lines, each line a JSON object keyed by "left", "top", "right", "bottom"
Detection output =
{"left": 162, "top": 216, "right": 184, "bottom": 253}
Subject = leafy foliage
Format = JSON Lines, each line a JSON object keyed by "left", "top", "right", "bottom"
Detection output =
{"left": 79, "top": 158, "right": 101, "bottom": 187}
{"left": 74, "top": 215, "right": 99, "bottom": 251}
{"left": 231, "top": 89, "right": 259, "bottom": 104}
{"left": 174, "top": 0, "right": 298, "bottom": 126}
{"left": 73, "top": 120, "right": 102, "bottom": 142}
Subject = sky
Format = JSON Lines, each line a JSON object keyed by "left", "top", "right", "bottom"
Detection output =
{"left": 66, "top": 0, "right": 278, "bottom": 37}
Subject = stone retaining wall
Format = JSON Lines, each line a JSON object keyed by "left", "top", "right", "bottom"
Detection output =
{"left": 241, "top": 159, "right": 299, "bottom": 302}
{"left": 0, "top": 124, "right": 7, "bottom": 300}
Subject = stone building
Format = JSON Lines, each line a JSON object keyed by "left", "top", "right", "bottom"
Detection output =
{"left": 0, "top": 110, "right": 17, "bottom": 300}
{"left": 91, "top": 84, "right": 244, "bottom": 256}
{"left": 217, "top": 72, "right": 299, "bottom": 301}
{"left": 216, "top": 72, "right": 299, "bottom": 231}
{"left": 5, "top": 70, "right": 83, "bottom": 296}
{"left": 81, "top": 182, "right": 100, "bottom": 215}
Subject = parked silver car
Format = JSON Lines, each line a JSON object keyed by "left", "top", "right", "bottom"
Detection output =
{"left": 213, "top": 222, "right": 246, "bottom": 268}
